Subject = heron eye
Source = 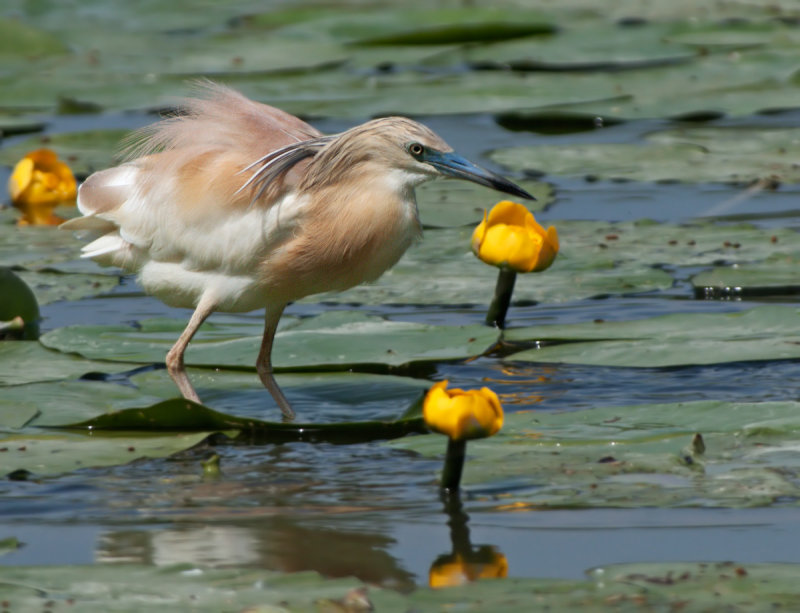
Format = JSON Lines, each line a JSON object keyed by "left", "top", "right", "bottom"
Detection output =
{"left": 407, "top": 142, "right": 425, "bottom": 158}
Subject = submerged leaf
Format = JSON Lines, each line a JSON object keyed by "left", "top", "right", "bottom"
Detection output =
{"left": 59, "top": 398, "right": 427, "bottom": 443}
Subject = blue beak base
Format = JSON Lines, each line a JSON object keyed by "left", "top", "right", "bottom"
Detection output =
{"left": 425, "top": 150, "right": 535, "bottom": 201}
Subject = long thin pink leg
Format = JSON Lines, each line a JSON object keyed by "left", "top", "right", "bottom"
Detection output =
{"left": 256, "top": 302, "right": 294, "bottom": 421}
{"left": 166, "top": 294, "right": 217, "bottom": 403}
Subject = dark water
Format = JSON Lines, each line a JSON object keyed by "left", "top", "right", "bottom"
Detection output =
{"left": 2, "top": 110, "right": 800, "bottom": 586}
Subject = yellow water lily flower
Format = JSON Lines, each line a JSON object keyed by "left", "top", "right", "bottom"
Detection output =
{"left": 8, "top": 148, "right": 77, "bottom": 225}
{"left": 423, "top": 380, "right": 503, "bottom": 441}
{"left": 429, "top": 547, "right": 508, "bottom": 588}
{"left": 471, "top": 200, "right": 559, "bottom": 273}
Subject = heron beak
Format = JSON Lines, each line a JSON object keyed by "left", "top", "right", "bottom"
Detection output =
{"left": 425, "top": 150, "right": 535, "bottom": 201}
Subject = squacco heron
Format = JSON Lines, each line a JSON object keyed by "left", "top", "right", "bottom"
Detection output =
{"left": 64, "top": 83, "right": 533, "bottom": 421}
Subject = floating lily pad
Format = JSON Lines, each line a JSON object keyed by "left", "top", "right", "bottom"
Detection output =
{"left": 392, "top": 398, "right": 800, "bottom": 508}
{"left": 0, "top": 268, "right": 40, "bottom": 339}
{"left": 0, "top": 221, "right": 121, "bottom": 304}
{"left": 0, "top": 431, "right": 212, "bottom": 478}
{"left": 306, "top": 226, "right": 672, "bottom": 305}
{"left": 504, "top": 305, "right": 800, "bottom": 368}
{"left": 354, "top": 22, "right": 555, "bottom": 46}
{"left": 275, "top": 7, "right": 556, "bottom": 45}
{"left": 307, "top": 218, "right": 797, "bottom": 306}
{"left": 416, "top": 179, "right": 552, "bottom": 228}
{"left": 0, "top": 114, "right": 45, "bottom": 136}
{"left": 59, "top": 398, "right": 426, "bottom": 443}
{"left": 492, "top": 126, "right": 800, "bottom": 184}
{"left": 0, "top": 17, "right": 68, "bottom": 57}
{"left": 15, "top": 269, "right": 121, "bottom": 305}
{"left": 127, "top": 368, "right": 430, "bottom": 424}
{"left": 2, "top": 559, "right": 800, "bottom": 611}
{"left": 0, "top": 222, "right": 83, "bottom": 269}
{"left": 40, "top": 311, "right": 500, "bottom": 371}
{"left": 0, "top": 374, "right": 426, "bottom": 476}
{"left": 692, "top": 253, "right": 800, "bottom": 298}
{"left": 2, "top": 1, "right": 800, "bottom": 121}
{"left": 0, "top": 341, "right": 134, "bottom": 385}
{"left": 463, "top": 21, "right": 694, "bottom": 71}
{"left": 0, "top": 369, "right": 428, "bottom": 429}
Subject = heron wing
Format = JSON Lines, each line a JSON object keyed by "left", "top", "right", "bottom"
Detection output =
{"left": 64, "top": 83, "right": 325, "bottom": 270}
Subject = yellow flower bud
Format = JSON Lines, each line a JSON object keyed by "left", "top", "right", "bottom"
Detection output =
{"left": 429, "top": 547, "right": 508, "bottom": 588}
{"left": 423, "top": 380, "right": 503, "bottom": 441}
{"left": 8, "top": 148, "right": 77, "bottom": 226}
{"left": 471, "top": 200, "right": 559, "bottom": 273}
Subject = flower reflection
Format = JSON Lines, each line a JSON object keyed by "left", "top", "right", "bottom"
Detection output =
{"left": 429, "top": 491, "right": 508, "bottom": 589}
{"left": 429, "top": 546, "right": 508, "bottom": 588}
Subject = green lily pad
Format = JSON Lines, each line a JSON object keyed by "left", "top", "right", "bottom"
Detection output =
{"left": 0, "top": 222, "right": 83, "bottom": 269}
{"left": 504, "top": 305, "right": 800, "bottom": 367}
{"left": 306, "top": 228, "right": 671, "bottom": 306}
{"left": 274, "top": 7, "right": 555, "bottom": 45}
{"left": 40, "top": 311, "right": 500, "bottom": 371}
{"left": 354, "top": 22, "right": 555, "bottom": 46}
{"left": 692, "top": 253, "right": 800, "bottom": 297}
{"left": 0, "top": 215, "right": 123, "bottom": 305}
{"left": 0, "top": 114, "right": 45, "bottom": 136}
{"left": 0, "top": 369, "right": 428, "bottom": 428}
{"left": 492, "top": 126, "right": 800, "bottom": 184}
{"left": 0, "top": 341, "right": 134, "bottom": 386}
{"left": 308, "top": 218, "right": 794, "bottom": 306}
{"left": 2, "top": 559, "right": 800, "bottom": 611}
{"left": 0, "top": 17, "right": 68, "bottom": 57}
{"left": 416, "top": 179, "right": 552, "bottom": 228}
{"left": 2, "top": 1, "right": 800, "bottom": 121}
{"left": 16, "top": 269, "right": 121, "bottom": 305}
{"left": 0, "top": 431, "right": 212, "bottom": 478}
{"left": 58, "top": 398, "right": 426, "bottom": 443}
{"left": 393, "top": 398, "right": 800, "bottom": 508}
{"left": 463, "top": 21, "right": 694, "bottom": 71}
{"left": 0, "top": 268, "right": 40, "bottom": 339}
{"left": 0, "top": 404, "right": 38, "bottom": 430}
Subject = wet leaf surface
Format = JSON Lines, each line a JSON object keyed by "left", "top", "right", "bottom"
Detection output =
{"left": 39, "top": 311, "right": 500, "bottom": 371}
{"left": 0, "top": 341, "right": 134, "bottom": 385}
{"left": 493, "top": 126, "right": 800, "bottom": 184}
{"left": 504, "top": 305, "right": 800, "bottom": 367}
{"left": 0, "top": 431, "right": 213, "bottom": 479}
{"left": 3, "top": 0, "right": 800, "bottom": 606}
{"left": 392, "top": 398, "right": 800, "bottom": 508}
{"left": 1, "top": 560, "right": 800, "bottom": 611}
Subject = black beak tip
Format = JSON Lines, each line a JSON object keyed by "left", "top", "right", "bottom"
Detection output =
{"left": 500, "top": 182, "right": 536, "bottom": 202}
{"left": 518, "top": 188, "right": 537, "bottom": 201}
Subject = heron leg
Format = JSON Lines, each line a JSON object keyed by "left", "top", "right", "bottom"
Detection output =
{"left": 166, "top": 294, "right": 217, "bottom": 403}
{"left": 256, "top": 303, "right": 294, "bottom": 421}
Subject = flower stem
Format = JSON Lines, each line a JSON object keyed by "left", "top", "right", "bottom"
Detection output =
{"left": 485, "top": 268, "right": 517, "bottom": 329}
{"left": 441, "top": 438, "right": 467, "bottom": 493}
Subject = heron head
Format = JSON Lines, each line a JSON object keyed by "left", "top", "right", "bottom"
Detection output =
{"left": 379, "top": 118, "right": 534, "bottom": 200}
